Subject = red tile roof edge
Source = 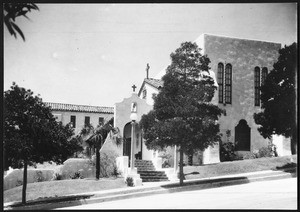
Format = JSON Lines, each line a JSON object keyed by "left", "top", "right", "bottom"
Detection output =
{"left": 44, "top": 102, "right": 114, "bottom": 114}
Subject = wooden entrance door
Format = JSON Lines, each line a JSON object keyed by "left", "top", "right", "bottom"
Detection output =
{"left": 235, "top": 119, "right": 251, "bottom": 151}
{"left": 123, "top": 137, "right": 131, "bottom": 158}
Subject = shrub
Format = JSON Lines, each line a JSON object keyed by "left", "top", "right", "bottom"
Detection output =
{"left": 111, "top": 165, "right": 120, "bottom": 178}
{"left": 162, "top": 160, "right": 171, "bottom": 168}
{"left": 220, "top": 142, "right": 236, "bottom": 161}
{"left": 52, "top": 172, "right": 63, "bottom": 181}
{"left": 257, "top": 143, "right": 276, "bottom": 158}
{"left": 16, "top": 180, "right": 23, "bottom": 187}
{"left": 88, "top": 150, "right": 119, "bottom": 178}
{"left": 125, "top": 177, "right": 134, "bottom": 187}
{"left": 70, "top": 171, "right": 83, "bottom": 179}
{"left": 35, "top": 170, "right": 45, "bottom": 182}
{"left": 232, "top": 154, "right": 244, "bottom": 161}
{"left": 100, "top": 151, "right": 119, "bottom": 178}
{"left": 159, "top": 148, "right": 173, "bottom": 168}
{"left": 243, "top": 143, "right": 278, "bottom": 160}
{"left": 257, "top": 147, "right": 270, "bottom": 157}
{"left": 177, "top": 172, "right": 186, "bottom": 180}
{"left": 74, "top": 152, "right": 86, "bottom": 159}
{"left": 243, "top": 152, "right": 258, "bottom": 160}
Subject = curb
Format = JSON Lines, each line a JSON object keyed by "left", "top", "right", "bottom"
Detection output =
{"left": 4, "top": 168, "right": 296, "bottom": 210}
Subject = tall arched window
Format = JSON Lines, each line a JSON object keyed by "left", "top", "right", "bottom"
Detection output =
{"left": 254, "top": 67, "right": 261, "bottom": 106}
{"left": 225, "top": 64, "right": 232, "bottom": 104}
{"left": 217, "top": 63, "right": 224, "bottom": 103}
{"left": 261, "top": 67, "right": 268, "bottom": 86}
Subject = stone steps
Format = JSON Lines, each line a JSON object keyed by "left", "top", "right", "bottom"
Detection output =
{"left": 137, "top": 169, "right": 156, "bottom": 172}
{"left": 139, "top": 174, "right": 167, "bottom": 178}
{"left": 134, "top": 160, "right": 169, "bottom": 182}
{"left": 141, "top": 178, "right": 170, "bottom": 182}
{"left": 138, "top": 170, "right": 166, "bottom": 174}
{"left": 139, "top": 176, "right": 169, "bottom": 180}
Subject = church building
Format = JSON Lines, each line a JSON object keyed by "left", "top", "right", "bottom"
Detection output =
{"left": 113, "top": 34, "right": 292, "bottom": 181}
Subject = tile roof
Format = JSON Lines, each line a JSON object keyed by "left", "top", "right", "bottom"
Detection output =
{"left": 45, "top": 102, "right": 114, "bottom": 114}
{"left": 144, "top": 78, "right": 163, "bottom": 89}
{"left": 138, "top": 78, "right": 163, "bottom": 96}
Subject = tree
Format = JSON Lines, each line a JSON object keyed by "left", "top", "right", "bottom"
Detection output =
{"left": 4, "top": 82, "right": 82, "bottom": 204}
{"left": 254, "top": 43, "right": 297, "bottom": 155}
{"left": 79, "top": 118, "right": 122, "bottom": 179}
{"left": 139, "top": 42, "right": 225, "bottom": 185}
{"left": 3, "top": 3, "right": 39, "bottom": 41}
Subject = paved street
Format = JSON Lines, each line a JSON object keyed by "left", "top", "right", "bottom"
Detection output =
{"left": 56, "top": 178, "right": 297, "bottom": 210}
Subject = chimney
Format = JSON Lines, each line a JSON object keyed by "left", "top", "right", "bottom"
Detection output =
{"left": 146, "top": 63, "right": 150, "bottom": 79}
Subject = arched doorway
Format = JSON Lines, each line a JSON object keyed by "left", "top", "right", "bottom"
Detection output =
{"left": 235, "top": 119, "right": 251, "bottom": 151}
{"left": 123, "top": 122, "right": 132, "bottom": 160}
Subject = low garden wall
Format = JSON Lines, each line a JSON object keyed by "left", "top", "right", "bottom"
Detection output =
{"left": 58, "top": 158, "right": 96, "bottom": 179}
{"left": 4, "top": 135, "right": 121, "bottom": 191}
{"left": 4, "top": 169, "right": 54, "bottom": 191}
{"left": 4, "top": 155, "right": 114, "bottom": 191}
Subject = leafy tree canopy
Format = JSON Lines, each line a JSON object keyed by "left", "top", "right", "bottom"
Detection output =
{"left": 4, "top": 82, "right": 83, "bottom": 170}
{"left": 140, "top": 41, "right": 225, "bottom": 154}
{"left": 3, "top": 3, "right": 39, "bottom": 41}
{"left": 254, "top": 42, "right": 297, "bottom": 154}
{"left": 139, "top": 42, "right": 225, "bottom": 185}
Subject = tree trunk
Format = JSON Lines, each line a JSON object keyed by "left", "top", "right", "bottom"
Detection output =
{"left": 22, "top": 160, "right": 28, "bottom": 204}
{"left": 291, "top": 132, "right": 297, "bottom": 155}
{"left": 188, "top": 154, "right": 193, "bottom": 166}
{"left": 96, "top": 146, "right": 100, "bottom": 180}
{"left": 179, "top": 148, "right": 184, "bottom": 186}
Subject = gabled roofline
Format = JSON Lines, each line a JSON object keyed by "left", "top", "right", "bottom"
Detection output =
{"left": 138, "top": 80, "right": 146, "bottom": 97}
{"left": 138, "top": 78, "right": 163, "bottom": 97}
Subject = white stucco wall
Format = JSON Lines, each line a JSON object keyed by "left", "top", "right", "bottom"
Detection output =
{"left": 272, "top": 135, "right": 291, "bottom": 156}
{"left": 144, "top": 84, "right": 159, "bottom": 106}
{"left": 4, "top": 169, "right": 55, "bottom": 191}
{"left": 52, "top": 110, "right": 113, "bottom": 135}
{"left": 195, "top": 33, "right": 205, "bottom": 54}
{"left": 114, "top": 93, "right": 154, "bottom": 161}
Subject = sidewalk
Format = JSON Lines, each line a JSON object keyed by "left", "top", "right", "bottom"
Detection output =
{"left": 4, "top": 167, "right": 296, "bottom": 210}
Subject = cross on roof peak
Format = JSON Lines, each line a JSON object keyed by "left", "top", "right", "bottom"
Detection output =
{"left": 146, "top": 63, "right": 150, "bottom": 79}
{"left": 132, "top": 84, "right": 137, "bottom": 92}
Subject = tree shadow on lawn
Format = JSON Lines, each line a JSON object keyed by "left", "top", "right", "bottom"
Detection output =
{"left": 185, "top": 171, "right": 200, "bottom": 176}
{"left": 6, "top": 177, "right": 125, "bottom": 209}
{"left": 160, "top": 176, "right": 250, "bottom": 192}
{"left": 272, "top": 162, "right": 297, "bottom": 177}
{"left": 275, "top": 162, "right": 297, "bottom": 170}
{"left": 6, "top": 194, "right": 95, "bottom": 209}
{"left": 5, "top": 194, "right": 94, "bottom": 207}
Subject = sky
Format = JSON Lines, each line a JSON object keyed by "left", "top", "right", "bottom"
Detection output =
{"left": 4, "top": 3, "right": 297, "bottom": 107}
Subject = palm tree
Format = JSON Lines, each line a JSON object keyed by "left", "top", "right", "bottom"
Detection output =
{"left": 3, "top": 3, "right": 39, "bottom": 41}
{"left": 79, "top": 118, "right": 122, "bottom": 180}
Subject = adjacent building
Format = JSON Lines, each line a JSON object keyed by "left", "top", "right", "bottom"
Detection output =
{"left": 45, "top": 102, "right": 114, "bottom": 135}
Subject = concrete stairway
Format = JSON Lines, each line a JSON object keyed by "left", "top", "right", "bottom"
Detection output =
{"left": 135, "top": 160, "right": 169, "bottom": 182}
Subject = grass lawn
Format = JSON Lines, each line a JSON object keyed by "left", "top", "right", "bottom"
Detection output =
{"left": 4, "top": 155, "right": 297, "bottom": 204}
{"left": 184, "top": 155, "right": 297, "bottom": 180}
{"left": 4, "top": 177, "right": 126, "bottom": 204}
